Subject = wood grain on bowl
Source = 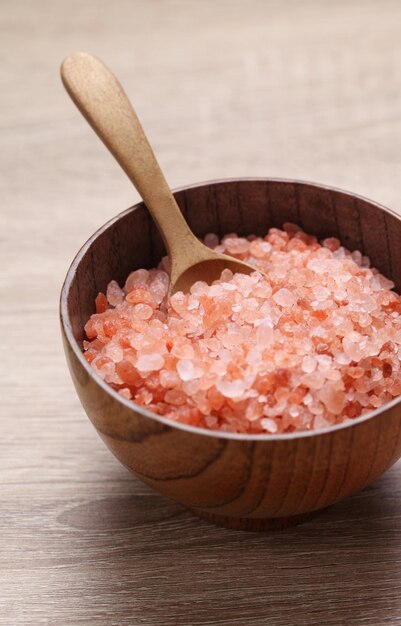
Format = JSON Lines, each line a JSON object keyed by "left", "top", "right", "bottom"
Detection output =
{"left": 61, "top": 179, "right": 401, "bottom": 530}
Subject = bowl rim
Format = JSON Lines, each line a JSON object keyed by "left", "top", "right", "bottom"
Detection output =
{"left": 60, "top": 176, "right": 401, "bottom": 441}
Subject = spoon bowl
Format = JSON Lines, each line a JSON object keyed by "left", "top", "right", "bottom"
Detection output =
{"left": 170, "top": 256, "right": 258, "bottom": 294}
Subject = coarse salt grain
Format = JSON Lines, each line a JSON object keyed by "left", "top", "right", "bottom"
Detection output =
{"left": 177, "top": 359, "right": 203, "bottom": 381}
{"left": 216, "top": 377, "right": 248, "bottom": 399}
{"left": 83, "top": 226, "right": 401, "bottom": 434}
{"left": 273, "top": 288, "right": 296, "bottom": 308}
{"left": 136, "top": 353, "right": 165, "bottom": 372}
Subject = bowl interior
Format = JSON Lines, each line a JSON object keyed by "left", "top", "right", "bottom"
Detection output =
{"left": 63, "top": 179, "right": 401, "bottom": 347}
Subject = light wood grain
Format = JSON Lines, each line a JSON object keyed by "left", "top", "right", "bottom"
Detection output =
{"left": 2, "top": 0, "right": 401, "bottom": 624}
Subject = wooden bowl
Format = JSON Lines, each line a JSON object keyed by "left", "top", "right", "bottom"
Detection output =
{"left": 60, "top": 178, "right": 401, "bottom": 531}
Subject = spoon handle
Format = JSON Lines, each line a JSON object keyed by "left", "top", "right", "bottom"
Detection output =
{"left": 61, "top": 52, "right": 198, "bottom": 258}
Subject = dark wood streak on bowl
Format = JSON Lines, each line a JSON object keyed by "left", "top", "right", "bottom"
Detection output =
{"left": 60, "top": 178, "right": 401, "bottom": 531}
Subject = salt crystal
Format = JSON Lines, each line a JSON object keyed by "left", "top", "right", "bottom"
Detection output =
{"left": 221, "top": 331, "right": 243, "bottom": 349}
{"left": 245, "top": 399, "right": 264, "bottom": 421}
{"left": 148, "top": 274, "right": 169, "bottom": 304}
{"left": 307, "top": 258, "right": 326, "bottom": 274}
{"left": 314, "top": 415, "right": 332, "bottom": 429}
{"left": 288, "top": 405, "right": 300, "bottom": 418}
{"left": 313, "top": 286, "right": 331, "bottom": 301}
{"left": 370, "top": 395, "right": 382, "bottom": 408}
{"left": 104, "top": 342, "right": 124, "bottom": 363}
{"left": 159, "top": 370, "right": 180, "bottom": 388}
{"left": 136, "top": 353, "right": 165, "bottom": 372}
{"left": 261, "top": 418, "right": 278, "bottom": 433}
{"left": 164, "top": 389, "right": 186, "bottom": 406}
{"left": 204, "top": 233, "right": 219, "bottom": 248}
{"left": 325, "top": 369, "right": 342, "bottom": 382}
{"left": 216, "top": 378, "right": 247, "bottom": 398}
{"left": 310, "top": 403, "right": 324, "bottom": 415}
{"left": 159, "top": 256, "right": 170, "bottom": 273}
{"left": 205, "top": 415, "right": 219, "bottom": 428}
{"left": 256, "top": 321, "right": 274, "bottom": 348}
{"left": 125, "top": 269, "right": 150, "bottom": 292}
{"left": 106, "top": 280, "right": 124, "bottom": 307}
{"left": 342, "top": 336, "right": 364, "bottom": 361}
{"left": 250, "top": 240, "right": 272, "bottom": 258}
{"left": 190, "top": 281, "right": 209, "bottom": 295}
{"left": 171, "top": 340, "right": 195, "bottom": 360}
{"left": 246, "top": 347, "right": 263, "bottom": 367}
{"left": 318, "top": 386, "right": 346, "bottom": 414}
{"left": 135, "top": 389, "right": 153, "bottom": 405}
{"left": 378, "top": 275, "right": 395, "bottom": 290}
{"left": 187, "top": 298, "right": 200, "bottom": 311}
{"left": 209, "top": 284, "right": 225, "bottom": 297}
{"left": 95, "top": 292, "right": 108, "bottom": 314}
{"left": 352, "top": 250, "right": 363, "bottom": 265}
{"left": 225, "top": 237, "right": 250, "bottom": 255}
{"left": 316, "top": 355, "right": 332, "bottom": 368}
{"left": 177, "top": 359, "right": 203, "bottom": 381}
{"left": 323, "top": 237, "right": 340, "bottom": 251}
{"left": 273, "top": 288, "right": 295, "bottom": 308}
{"left": 118, "top": 388, "right": 132, "bottom": 400}
{"left": 284, "top": 222, "right": 302, "bottom": 235}
{"left": 302, "top": 356, "right": 316, "bottom": 373}
{"left": 348, "top": 366, "right": 364, "bottom": 379}
{"left": 183, "top": 379, "right": 200, "bottom": 395}
{"left": 334, "top": 352, "right": 352, "bottom": 365}
{"left": 134, "top": 303, "right": 154, "bottom": 320}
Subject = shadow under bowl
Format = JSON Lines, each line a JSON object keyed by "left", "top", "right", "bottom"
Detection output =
{"left": 60, "top": 178, "right": 401, "bottom": 531}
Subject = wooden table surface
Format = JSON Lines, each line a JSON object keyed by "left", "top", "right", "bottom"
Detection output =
{"left": 2, "top": 1, "right": 401, "bottom": 624}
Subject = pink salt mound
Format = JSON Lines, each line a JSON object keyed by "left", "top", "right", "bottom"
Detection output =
{"left": 83, "top": 224, "right": 401, "bottom": 434}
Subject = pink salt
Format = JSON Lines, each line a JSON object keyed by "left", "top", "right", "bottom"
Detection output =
{"left": 136, "top": 353, "right": 165, "bottom": 372}
{"left": 106, "top": 280, "right": 124, "bottom": 307}
{"left": 83, "top": 226, "right": 401, "bottom": 434}
{"left": 273, "top": 288, "right": 296, "bottom": 308}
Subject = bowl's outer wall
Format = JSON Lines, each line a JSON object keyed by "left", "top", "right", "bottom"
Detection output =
{"left": 62, "top": 180, "right": 401, "bottom": 520}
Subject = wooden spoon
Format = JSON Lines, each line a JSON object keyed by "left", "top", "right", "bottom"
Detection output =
{"left": 61, "top": 52, "right": 259, "bottom": 294}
